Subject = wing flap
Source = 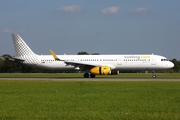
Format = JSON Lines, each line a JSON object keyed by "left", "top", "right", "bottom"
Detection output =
{"left": 65, "top": 61, "right": 99, "bottom": 67}
{"left": 65, "top": 61, "right": 116, "bottom": 69}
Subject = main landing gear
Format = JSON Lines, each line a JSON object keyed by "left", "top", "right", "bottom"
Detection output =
{"left": 152, "top": 70, "right": 156, "bottom": 78}
{"left": 83, "top": 73, "right": 96, "bottom": 78}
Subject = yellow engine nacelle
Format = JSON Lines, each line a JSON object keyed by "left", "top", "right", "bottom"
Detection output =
{"left": 90, "top": 66, "right": 111, "bottom": 75}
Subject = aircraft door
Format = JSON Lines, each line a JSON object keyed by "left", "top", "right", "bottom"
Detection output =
{"left": 76, "top": 58, "right": 80, "bottom": 62}
{"left": 117, "top": 59, "right": 122, "bottom": 65}
{"left": 151, "top": 55, "right": 156, "bottom": 65}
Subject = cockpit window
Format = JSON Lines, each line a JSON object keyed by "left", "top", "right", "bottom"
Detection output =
{"left": 161, "top": 59, "right": 168, "bottom": 61}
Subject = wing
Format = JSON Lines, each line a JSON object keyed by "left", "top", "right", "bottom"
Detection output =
{"left": 49, "top": 50, "right": 116, "bottom": 70}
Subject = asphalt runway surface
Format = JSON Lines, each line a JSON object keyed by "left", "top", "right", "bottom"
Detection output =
{"left": 0, "top": 78, "right": 180, "bottom": 81}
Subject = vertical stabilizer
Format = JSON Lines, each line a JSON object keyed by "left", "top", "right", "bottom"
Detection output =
{"left": 12, "top": 34, "right": 35, "bottom": 57}
{"left": 11, "top": 34, "right": 41, "bottom": 68}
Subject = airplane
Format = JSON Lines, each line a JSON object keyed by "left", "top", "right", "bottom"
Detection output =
{"left": 10, "top": 34, "right": 174, "bottom": 78}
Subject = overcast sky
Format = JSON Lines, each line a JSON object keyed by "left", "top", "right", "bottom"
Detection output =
{"left": 0, "top": 0, "right": 180, "bottom": 59}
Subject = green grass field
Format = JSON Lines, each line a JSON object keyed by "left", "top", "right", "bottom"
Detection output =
{"left": 0, "top": 80, "right": 180, "bottom": 119}
{"left": 0, "top": 73, "right": 180, "bottom": 78}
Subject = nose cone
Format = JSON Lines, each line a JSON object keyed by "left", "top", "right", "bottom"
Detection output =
{"left": 169, "top": 62, "right": 174, "bottom": 68}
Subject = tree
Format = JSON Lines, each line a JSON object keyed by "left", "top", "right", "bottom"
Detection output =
{"left": 77, "top": 52, "right": 100, "bottom": 55}
{"left": 77, "top": 51, "right": 89, "bottom": 55}
{"left": 91, "top": 53, "right": 100, "bottom": 55}
{"left": 0, "top": 54, "right": 22, "bottom": 73}
{"left": 171, "top": 59, "right": 180, "bottom": 72}
{"left": 0, "top": 56, "right": 5, "bottom": 72}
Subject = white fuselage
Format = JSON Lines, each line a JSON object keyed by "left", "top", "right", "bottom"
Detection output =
{"left": 23, "top": 54, "right": 174, "bottom": 71}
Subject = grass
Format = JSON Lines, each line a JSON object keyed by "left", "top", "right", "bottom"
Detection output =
{"left": 0, "top": 81, "right": 180, "bottom": 119}
{"left": 0, "top": 73, "right": 180, "bottom": 78}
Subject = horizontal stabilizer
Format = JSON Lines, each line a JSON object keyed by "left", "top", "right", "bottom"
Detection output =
{"left": 8, "top": 57, "right": 25, "bottom": 62}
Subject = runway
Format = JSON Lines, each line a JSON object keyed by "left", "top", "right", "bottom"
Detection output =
{"left": 0, "top": 78, "right": 180, "bottom": 81}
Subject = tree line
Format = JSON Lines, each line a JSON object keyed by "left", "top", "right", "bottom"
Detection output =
{"left": 0, "top": 53, "right": 179, "bottom": 73}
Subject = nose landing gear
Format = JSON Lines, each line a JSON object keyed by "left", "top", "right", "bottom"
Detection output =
{"left": 152, "top": 70, "right": 156, "bottom": 78}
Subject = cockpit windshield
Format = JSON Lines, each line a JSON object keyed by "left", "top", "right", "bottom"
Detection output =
{"left": 161, "top": 59, "right": 168, "bottom": 61}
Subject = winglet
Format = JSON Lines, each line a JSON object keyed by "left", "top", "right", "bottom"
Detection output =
{"left": 50, "top": 49, "right": 63, "bottom": 61}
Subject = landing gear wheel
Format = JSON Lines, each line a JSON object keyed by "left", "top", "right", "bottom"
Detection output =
{"left": 84, "top": 73, "right": 89, "bottom": 78}
{"left": 90, "top": 74, "right": 96, "bottom": 78}
{"left": 152, "top": 75, "right": 156, "bottom": 78}
{"left": 152, "top": 70, "right": 156, "bottom": 78}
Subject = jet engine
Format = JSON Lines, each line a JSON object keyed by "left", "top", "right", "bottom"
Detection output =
{"left": 90, "top": 66, "right": 111, "bottom": 75}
